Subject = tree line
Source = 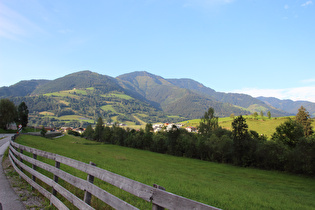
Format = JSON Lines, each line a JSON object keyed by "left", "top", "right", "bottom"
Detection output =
{"left": 80, "top": 106, "right": 314, "bottom": 176}
{"left": 0, "top": 98, "right": 29, "bottom": 130}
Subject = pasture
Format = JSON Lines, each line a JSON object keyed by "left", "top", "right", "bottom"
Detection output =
{"left": 15, "top": 134, "right": 315, "bottom": 210}
{"left": 181, "top": 116, "right": 311, "bottom": 138}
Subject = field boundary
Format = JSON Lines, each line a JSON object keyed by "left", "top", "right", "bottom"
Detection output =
{"left": 9, "top": 135, "right": 219, "bottom": 210}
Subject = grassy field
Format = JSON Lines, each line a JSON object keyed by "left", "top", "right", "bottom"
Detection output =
{"left": 180, "top": 116, "right": 315, "bottom": 138}
{"left": 103, "top": 92, "right": 134, "bottom": 100}
{"left": 15, "top": 134, "right": 315, "bottom": 210}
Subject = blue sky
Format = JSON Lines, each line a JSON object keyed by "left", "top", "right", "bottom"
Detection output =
{"left": 1, "top": 0, "right": 314, "bottom": 102}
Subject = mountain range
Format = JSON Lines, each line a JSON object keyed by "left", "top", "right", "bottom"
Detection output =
{"left": 0, "top": 70, "right": 314, "bottom": 126}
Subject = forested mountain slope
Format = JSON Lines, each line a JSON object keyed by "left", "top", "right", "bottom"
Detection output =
{"left": 257, "top": 97, "right": 315, "bottom": 117}
{"left": 168, "top": 78, "right": 290, "bottom": 116}
{"left": 117, "top": 71, "right": 250, "bottom": 118}
{"left": 2, "top": 70, "right": 312, "bottom": 128}
{"left": 0, "top": 79, "right": 50, "bottom": 98}
{"left": 31, "top": 71, "right": 123, "bottom": 95}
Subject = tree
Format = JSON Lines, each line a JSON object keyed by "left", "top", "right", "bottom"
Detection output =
{"left": 198, "top": 107, "right": 219, "bottom": 136}
{"left": 143, "top": 123, "right": 153, "bottom": 150}
{"left": 0, "top": 98, "right": 17, "bottom": 130}
{"left": 40, "top": 126, "right": 47, "bottom": 137}
{"left": 252, "top": 112, "right": 258, "bottom": 119}
{"left": 232, "top": 115, "right": 250, "bottom": 165}
{"left": 271, "top": 118, "right": 304, "bottom": 148}
{"left": 17, "top": 102, "right": 29, "bottom": 128}
{"left": 145, "top": 123, "right": 153, "bottom": 133}
{"left": 83, "top": 124, "right": 94, "bottom": 140}
{"left": 296, "top": 106, "right": 313, "bottom": 137}
{"left": 260, "top": 111, "right": 264, "bottom": 119}
{"left": 267, "top": 111, "right": 271, "bottom": 119}
{"left": 94, "top": 117, "right": 104, "bottom": 142}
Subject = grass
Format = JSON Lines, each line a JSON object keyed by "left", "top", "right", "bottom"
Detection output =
{"left": 132, "top": 115, "right": 146, "bottom": 125}
{"left": 36, "top": 114, "right": 94, "bottom": 124}
{"left": 180, "top": 116, "right": 315, "bottom": 138}
{"left": 15, "top": 134, "right": 315, "bottom": 210}
{"left": 103, "top": 93, "right": 134, "bottom": 100}
{"left": 101, "top": 105, "right": 117, "bottom": 113}
{"left": 39, "top": 111, "right": 55, "bottom": 116}
{"left": 219, "top": 117, "right": 292, "bottom": 137}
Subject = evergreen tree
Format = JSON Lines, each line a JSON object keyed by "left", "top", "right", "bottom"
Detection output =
{"left": 94, "top": 117, "right": 104, "bottom": 141}
{"left": 296, "top": 106, "right": 313, "bottom": 137}
{"left": 83, "top": 125, "right": 94, "bottom": 140}
{"left": 232, "top": 115, "right": 249, "bottom": 165}
{"left": 267, "top": 111, "right": 271, "bottom": 119}
{"left": 260, "top": 111, "right": 264, "bottom": 119}
{"left": 17, "top": 102, "right": 29, "bottom": 128}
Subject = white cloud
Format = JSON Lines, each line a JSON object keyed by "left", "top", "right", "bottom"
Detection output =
{"left": 301, "top": 78, "right": 315, "bottom": 84}
{"left": 301, "top": 1, "right": 312, "bottom": 7}
{"left": 284, "top": 4, "right": 289, "bottom": 9}
{"left": 0, "top": 2, "right": 43, "bottom": 40}
{"left": 230, "top": 86, "right": 315, "bottom": 103}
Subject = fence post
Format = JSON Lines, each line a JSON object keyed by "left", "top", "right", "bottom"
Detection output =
{"left": 84, "top": 161, "right": 96, "bottom": 205}
{"left": 152, "top": 184, "right": 165, "bottom": 210}
{"left": 52, "top": 161, "right": 60, "bottom": 196}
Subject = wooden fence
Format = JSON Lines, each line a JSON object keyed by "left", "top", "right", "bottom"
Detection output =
{"left": 8, "top": 138, "right": 220, "bottom": 210}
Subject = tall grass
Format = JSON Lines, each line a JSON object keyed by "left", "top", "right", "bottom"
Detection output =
{"left": 15, "top": 134, "right": 315, "bottom": 210}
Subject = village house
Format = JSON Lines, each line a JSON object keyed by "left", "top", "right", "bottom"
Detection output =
{"left": 73, "top": 127, "right": 85, "bottom": 134}
{"left": 185, "top": 126, "right": 198, "bottom": 133}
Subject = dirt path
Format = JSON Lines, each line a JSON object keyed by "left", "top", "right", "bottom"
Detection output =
{"left": 0, "top": 134, "right": 46, "bottom": 210}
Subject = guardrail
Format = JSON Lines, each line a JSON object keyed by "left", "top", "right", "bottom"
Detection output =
{"left": 9, "top": 138, "right": 220, "bottom": 209}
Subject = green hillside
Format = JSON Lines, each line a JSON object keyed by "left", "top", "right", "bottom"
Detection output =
{"left": 117, "top": 71, "right": 251, "bottom": 118}
{"left": 31, "top": 70, "right": 123, "bottom": 95}
{"left": 11, "top": 87, "right": 184, "bottom": 128}
{"left": 168, "top": 78, "right": 291, "bottom": 116}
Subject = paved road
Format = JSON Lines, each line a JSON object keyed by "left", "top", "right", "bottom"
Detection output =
{"left": 0, "top": 134, "right": 25, "bottom": 210}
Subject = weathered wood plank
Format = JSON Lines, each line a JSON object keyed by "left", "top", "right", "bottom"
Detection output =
{"left": 9, "top": 154, "right": 69, "bottom": 210}
{"left": 9, "top": 150, "right": 94, "bottom": 210}
{"left": 10, "top": 145, "right": 139, "bottom": 210}
{"left": 10, "top": 141, "right": 220, "bottom": 210}
{"left": 10, "top": 141, "right": 155, "bottom": 202}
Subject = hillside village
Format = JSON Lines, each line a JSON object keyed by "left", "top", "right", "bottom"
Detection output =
{"left": 46, "top": 122, "right": 198, "bottom": 135}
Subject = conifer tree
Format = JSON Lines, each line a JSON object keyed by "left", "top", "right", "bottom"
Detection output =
{"left": 296, "top": 106, "right": 313, "bottom": 137}
{"left": 94, "top": 117, "right": 104, "bottom": 141}
{"left": 17, "top": 102, "right": 29, "bottom": 128}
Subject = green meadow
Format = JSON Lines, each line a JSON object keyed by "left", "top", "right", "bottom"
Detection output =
{"left": 15, "top": 134, "right": 315, "bottom": 210}
{"left": 182, "top": 116, "right": 315, "bottom": 138}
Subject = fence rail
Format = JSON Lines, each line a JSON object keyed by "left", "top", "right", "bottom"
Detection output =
{"left": 9, "top": 138, "right": 220, "bottom": 210}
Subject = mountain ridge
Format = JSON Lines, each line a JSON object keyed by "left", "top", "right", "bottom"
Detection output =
{"left": 1, "top": 70, "right": 314, "bottom": 120}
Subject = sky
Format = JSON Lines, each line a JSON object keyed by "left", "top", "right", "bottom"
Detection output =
{"left": 0, "top": 0, "right": 314, "bottom": 102}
